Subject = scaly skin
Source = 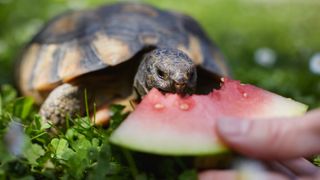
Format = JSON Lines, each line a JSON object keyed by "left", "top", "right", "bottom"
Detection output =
{"left": 39, "top": 84, "right": 82, "bottom": 126}
{"left": 134, "top": 48, "right": 197, "bottom": 98}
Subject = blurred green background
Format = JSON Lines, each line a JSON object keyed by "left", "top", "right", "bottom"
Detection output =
{"left": 0, "top": 0, "right": 319, "bottom": 108}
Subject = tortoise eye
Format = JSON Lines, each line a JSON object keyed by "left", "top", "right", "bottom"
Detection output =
{"left": 157, "top": 69, "right": 167, "bottom": 79}
{"left": 186, "top": 70, "right": 195, "bottom": 80}
{"left": 189, "top": 71, "right": 194, "bottom": 79}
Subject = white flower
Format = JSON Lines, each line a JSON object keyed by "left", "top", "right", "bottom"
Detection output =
{"left": 4, "top": 122, "right": 25, "bottom": 156}
{"left": 254, "top": 48, "right": 277, "bottom": 67}
{"left": 309, "top": 53, "right": 320, "bottom": 75}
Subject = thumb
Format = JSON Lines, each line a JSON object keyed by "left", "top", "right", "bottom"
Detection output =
{"left": 216, "top": 109, "right": 320, "bottom": 160}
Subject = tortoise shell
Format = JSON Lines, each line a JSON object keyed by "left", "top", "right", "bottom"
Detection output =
{"left": 16, "top": 2, "right": 228, "bottom": 104}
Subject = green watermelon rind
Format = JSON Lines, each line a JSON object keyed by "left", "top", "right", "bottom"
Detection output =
{"left": 109, "top": 132, "right": 229, "bottom": 156}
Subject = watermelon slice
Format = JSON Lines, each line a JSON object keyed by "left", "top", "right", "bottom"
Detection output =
{"left": 110, "top": 78, "right": 308, "bottom": 155}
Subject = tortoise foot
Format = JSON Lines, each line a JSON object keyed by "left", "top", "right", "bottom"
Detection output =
{"left": 40, "top": 83, "right": 81, "bottom": 126}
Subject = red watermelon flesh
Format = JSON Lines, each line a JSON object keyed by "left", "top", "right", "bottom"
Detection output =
{"left": 110, "top": 78, "right": 308, "bottom": 155}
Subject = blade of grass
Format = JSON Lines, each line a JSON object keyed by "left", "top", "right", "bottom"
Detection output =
{"left": 92, "top": 102, "right": 96, "bottom": 125}
{"left": 84, "top": 89, "right": 90, "bottom": 119}
{"left": 31, "top": 132, "right": 47, "bottom": 140}
{"left": 0, "top": 94, "right": 2, "bottom": 116}
{"left": 66, "top": 114, "right": 70, "bottom": 130}
{"left": 121, "top": 148, "right": 138, "bottom": 178}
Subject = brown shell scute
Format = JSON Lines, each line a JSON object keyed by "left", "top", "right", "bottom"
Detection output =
{"left": 57, "top": 42, "right": 85, "bottom": 82}
{"left": 16, "top": 2, "right": 228, "bottom": 102}
{"left": 121, "top": 3, "right": 158, "bottom": 17}
{"left": 47, "top": 11, "right": 83, "bottom": 37}
{"left": 92, "top": 33, "right": 131, "bottom": 66}
{"left": 32, "top": 10, "right": 100, "bottom": 44}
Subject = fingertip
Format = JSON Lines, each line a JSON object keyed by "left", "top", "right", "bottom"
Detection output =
{"left": 217, "top": 114, "right": 320, "bottom": 159}
{"left": 216, "top": 117, "right": 286, "bottom": 159}
{"left": 216, "top": 118, "right": 251, "bottom": 137}
{"left": 216, "top": 118, "right": 257, "bottom": 151}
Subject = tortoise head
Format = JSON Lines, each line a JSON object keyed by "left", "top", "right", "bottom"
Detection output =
{"left": 134, "top": 48, "right": 197, "bottom": 97}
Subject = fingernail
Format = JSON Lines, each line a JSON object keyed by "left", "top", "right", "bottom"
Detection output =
{"left": 216, "top": 118, "right": 251, "bottom": 136}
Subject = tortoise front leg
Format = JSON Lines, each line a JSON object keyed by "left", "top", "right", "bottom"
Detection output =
{"left": 40, "top": 83, "right": 82, "bottom": 126}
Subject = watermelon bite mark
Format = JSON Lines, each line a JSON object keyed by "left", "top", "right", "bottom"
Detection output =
{"left": 110, "top": 78, "right": 308, "bottom": 155}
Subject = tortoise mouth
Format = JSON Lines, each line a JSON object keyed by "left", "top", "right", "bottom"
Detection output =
{"left": 154, "top": 73, "right": 223, "bottom": 96}
{"left": 158, "top": 90, "right": 187, "bottom": 97}
{"left": 156, "top": 86, "right": 195, "bottom": 97}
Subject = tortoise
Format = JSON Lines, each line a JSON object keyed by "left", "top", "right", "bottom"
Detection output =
{"left": 15, "top": 2, "right": 229, "bottom": 125}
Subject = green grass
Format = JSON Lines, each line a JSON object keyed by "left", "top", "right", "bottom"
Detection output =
{"left": 0, "top": 87, "right": 197, "bottom": 179}
{"left": 0, "top": 0, "right": 320, "bottom": 179}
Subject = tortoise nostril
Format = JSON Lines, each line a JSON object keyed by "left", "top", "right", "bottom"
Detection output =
{"left": 174, "top": 82, "right": 186, "bottom": 91}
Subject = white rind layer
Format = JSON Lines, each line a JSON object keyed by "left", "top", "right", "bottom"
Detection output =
{"left": 110, "top": 117, "right": 228, "bottom": 155}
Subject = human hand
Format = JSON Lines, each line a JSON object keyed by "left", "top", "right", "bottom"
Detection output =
{"left": 199, "top": 109, "right": 320, "bottom": 180}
